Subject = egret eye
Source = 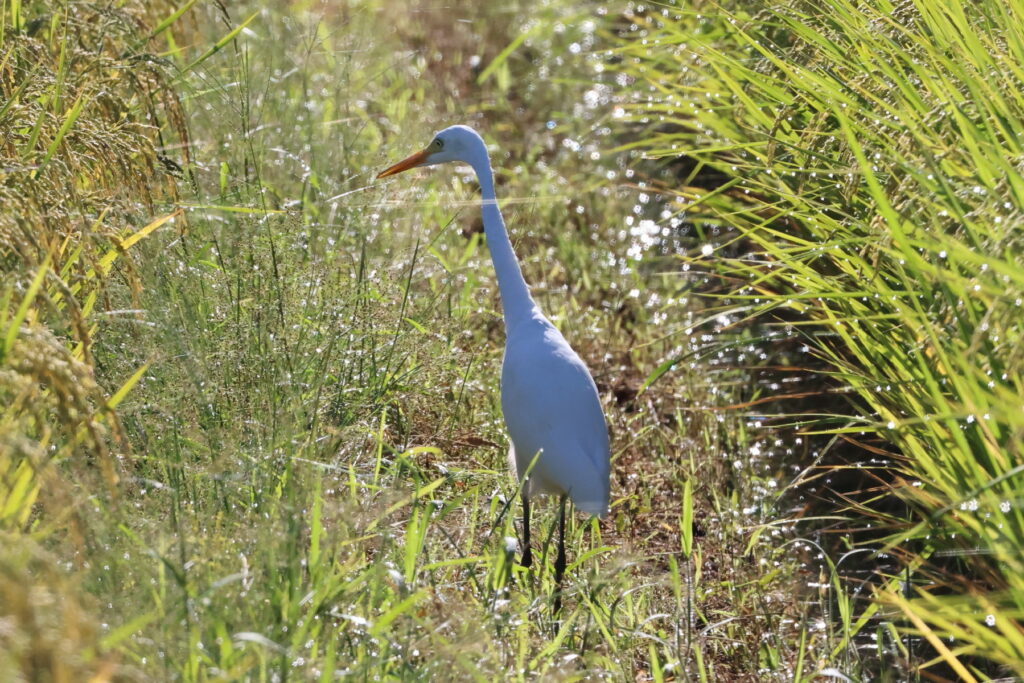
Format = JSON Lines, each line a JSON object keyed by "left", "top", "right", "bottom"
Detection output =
{"left": 432, "top": 138, "right": 444, "bottom": 150}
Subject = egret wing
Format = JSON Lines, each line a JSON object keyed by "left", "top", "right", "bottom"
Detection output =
{"left": 501, "top": 319, "right": 610, "bottom": 516}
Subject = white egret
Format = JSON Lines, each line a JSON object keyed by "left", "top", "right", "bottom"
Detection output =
{"left": 377, "top": 125, "right": 610, "bottom": 608}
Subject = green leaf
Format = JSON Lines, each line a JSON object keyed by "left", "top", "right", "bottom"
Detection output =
{"left": 3, "top": 252, "right": 51, "bottom": 360}
{"left": 105, "top": 362, "right": 149, "bottom": 410}
{"left": 367, "top": 591, "right": 424, "bottom": 638}
{"left": 32, "top": 94, "right": 85, "bottom": 178}
{"left": 477, "top": 24, "right": 539, "bottom": 85}
{"left": 681, "top": 478, "right": 694, "bottom": 557}
{"left": 182, "top": 11, "right": 259, "bottom": 75}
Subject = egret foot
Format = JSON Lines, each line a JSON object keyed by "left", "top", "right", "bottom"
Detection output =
{"left": 521, "top": 488, "right": 533, "bottom": 568}
{"left": 553, "top": 493, "right": 568, "bottom": 615}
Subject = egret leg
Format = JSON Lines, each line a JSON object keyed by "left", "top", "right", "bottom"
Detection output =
{"left": 520, "top": 488, "right": 533, "bottom": 568}
{"left": 553, "top": 493, "right": 568, "bottom": 615}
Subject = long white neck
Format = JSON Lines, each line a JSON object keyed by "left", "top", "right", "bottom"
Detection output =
{"left": 469, "top": 154, "right": 536, "bottom": 327}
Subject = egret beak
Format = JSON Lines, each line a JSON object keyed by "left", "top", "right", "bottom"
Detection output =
{"left": 376, "top": 148, "right": 431, "bottom": 179}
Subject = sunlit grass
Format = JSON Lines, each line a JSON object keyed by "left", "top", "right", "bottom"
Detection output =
{"left": 613, "top": 0, "right": 1024, "bottom": 677}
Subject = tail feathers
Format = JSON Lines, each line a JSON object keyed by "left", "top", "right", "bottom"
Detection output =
{"left": 509, "top": 443, "right": 609, "bottom": 518}
{"left": 571, "top": 495, "right": 609, "bottom": 519}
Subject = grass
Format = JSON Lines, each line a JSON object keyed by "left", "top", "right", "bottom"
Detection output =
{"left": 6, "top": 0, "right": 989, "bottom": 679}
{"left": 611, "top": 0, "right": 1024, "bottom": 677}
{"left": 96, "top": 1, "right": 831, "bottom": 676}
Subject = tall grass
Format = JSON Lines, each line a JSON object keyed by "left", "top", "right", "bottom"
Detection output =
{"left": 96, "top": 0, "right": 808, "bottom": 675}
{"left": 612, "top": 0, "right": 1024, "bottom": 676}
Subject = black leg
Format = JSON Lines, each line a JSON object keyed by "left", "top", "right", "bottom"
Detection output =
{"left": 520, "top": 487, "right": 533, "bottom": 568}
{"left": 553, "top": 493, "right": 568, "bottom": 614}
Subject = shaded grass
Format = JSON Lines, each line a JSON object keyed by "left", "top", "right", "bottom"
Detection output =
{"left": 611, "top": 0, "right": 1024, "bottom": 677}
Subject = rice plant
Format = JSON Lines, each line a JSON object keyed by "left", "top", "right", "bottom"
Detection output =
{"left": 1, "top": 0, "right": 186, "bottom": 677}
{"left": 612, "top": 0, "right": 1024, "bottom": 676}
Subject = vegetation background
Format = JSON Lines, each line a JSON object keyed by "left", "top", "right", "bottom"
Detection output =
{"left": 1, "top": 0, "right": 1021, "bottom": 680}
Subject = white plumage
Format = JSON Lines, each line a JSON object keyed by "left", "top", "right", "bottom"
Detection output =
{"left": 502, "top": 315, "right": 610, "bottom": 517}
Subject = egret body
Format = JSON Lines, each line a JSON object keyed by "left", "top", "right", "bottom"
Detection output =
{"left": 377, "top": 125, "right": 610, "bottom": 607}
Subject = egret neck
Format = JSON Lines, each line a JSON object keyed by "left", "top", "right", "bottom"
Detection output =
{"left": 469, "top": 153, "right": 536, "bottom": 328}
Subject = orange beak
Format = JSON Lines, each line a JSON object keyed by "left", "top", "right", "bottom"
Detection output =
{"left": 376, "top": 148, "right": 431, "bottom": 179}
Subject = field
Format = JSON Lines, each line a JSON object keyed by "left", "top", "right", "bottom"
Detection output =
{"left": 2, "top": 0, "right": 1022, "bottom": 680}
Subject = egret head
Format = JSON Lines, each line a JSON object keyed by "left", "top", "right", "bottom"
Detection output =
{"left": 377, "top": 125, "right": 487, "bottom": 178}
